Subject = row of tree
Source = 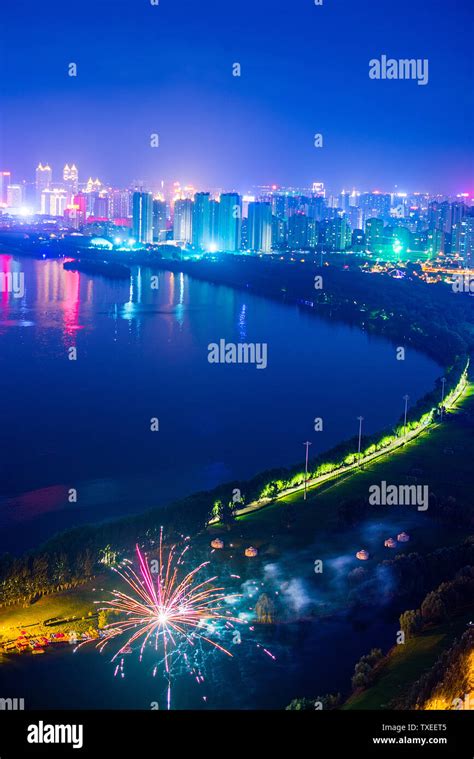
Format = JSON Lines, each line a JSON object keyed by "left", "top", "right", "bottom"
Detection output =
{"left": 400, "top": 566, "right": 474, "bottom": 638}
{"left": 0, "top": 549, "right": 94, "bottom": 607}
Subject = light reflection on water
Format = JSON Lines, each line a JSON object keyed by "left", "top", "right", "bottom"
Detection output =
{"left": 0, "top": 254, "right": 441, "bottom": 553}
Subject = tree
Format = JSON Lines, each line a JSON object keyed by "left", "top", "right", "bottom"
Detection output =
{"left": 255, "top": 593, "right": 275, "bottom": 624}
{"left": 399, "top": 609, "right": 423, "bottom": 639}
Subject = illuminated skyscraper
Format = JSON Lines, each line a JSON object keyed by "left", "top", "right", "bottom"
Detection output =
{"left": 192, "top": 192, "right": 211, "bottom": 250}
{"left": 72, "top": 193, "right": 87, "bottom": 226}
{"left": 426, "top": 227, "right": 445, "bottom": 256}
{"left": 153, "top": 199, "right": 167, "bottom": 242}
{"left": 359, "top": 192, "right": 391, "bottom": 223}
{"left": 7, "top": 184, "right": 23, "bottom": 208}
{"left": 173, "top": 199, "right": 193, "bottom": 243}
{"left": 35, "top": 163, "right": 52, "bottom": 210}
{"left": 288, "top": 213, "right": 309, "bottom": 248}
{"left": 248, "top": 202, "right": 272, "bottom": 252}
{"left": 209, "top": 200, "right": 220, "bottom": 250}
{"left": 272, "top": 194, "right": 287, "bottom": 220}
{"left": 312, "top": 182, "right": 325, "bottom": 197}
{"left": 272, "top": 216, "right": 287, "bottom": 248}
{"left": 0, "top": 171, "right": 12, "bottom": 205}
{"left": 93, "top": 193, "right": 109, "bottom": 218}
{"left": 452, "top": 217, "right": 474, "bottom": 263}
{"left": 218, "top": 193, "right": 241, "bottom": 251}
{"left": 365, "top": 217, "right": 385, "bottom": 252}
{"left": 325, "top": 217, "right": 348, "bottom": 251}
{"left": 41, "top": 188, "right": 67, "bottom": 216}
{"left": 112, "top": 190, "right": 131, "bottom": 220}
{"left": 307, "top": 219, "right": 319, "bottom": 247}
{"left": 132, "top": 191, "right": 153, "bottom": 244}
{"left": 63, "top": 164, "right": 78, "bottom": 195}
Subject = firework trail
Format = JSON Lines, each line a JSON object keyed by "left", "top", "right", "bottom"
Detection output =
{"left": 77, "top": 529, "right": 253, "bottom": 705}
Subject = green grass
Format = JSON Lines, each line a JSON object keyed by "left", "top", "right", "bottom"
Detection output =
{"left": 1, "top": 384, "right": 473, "bottom": 671}
{"left": 0, "top": 574, "right": 114, "bottom": 643}
{"left": 215, "top": 383, "right": 474, "bottom": 559}
{"left": 343, "top": 612, "right": 473, "bottom": 710}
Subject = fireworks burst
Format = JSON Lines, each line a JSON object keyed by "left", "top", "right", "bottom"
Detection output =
{"left": 78, "top": 529, "right": 258, "bottom": 707}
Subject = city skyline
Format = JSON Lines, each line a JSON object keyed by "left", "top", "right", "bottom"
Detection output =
{"left": 2, "top": 159, "right": 473, "bottom": 200}
{"left": 1, "top": 159, "right": 473, "bottom": 261}
{"left": 1, "top": 0, "right": 473, "bottom": 193}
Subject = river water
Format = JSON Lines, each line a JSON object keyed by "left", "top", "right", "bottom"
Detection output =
{"left": 0, "top": 254, "right": 440, "bottom": 553}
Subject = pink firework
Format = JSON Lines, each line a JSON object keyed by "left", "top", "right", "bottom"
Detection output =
{"left": 85, "top": 529, "right": 240, "bottom": 673}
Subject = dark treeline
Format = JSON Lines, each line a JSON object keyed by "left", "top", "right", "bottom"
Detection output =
{"left": 382, "top": 538, "right": 474, "bottom": 601}
{"left": 0, "top": 549, "right": 95, "bottom": 608}
{"left": 400, "top": 566, "right": 474, "bottom": 638}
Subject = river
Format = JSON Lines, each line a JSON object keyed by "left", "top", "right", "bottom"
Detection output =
{"left": 0, "top": 254, "right": 440, "bottom": 553}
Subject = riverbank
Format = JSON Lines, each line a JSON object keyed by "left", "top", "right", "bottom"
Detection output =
{"left": 2, "top": 379, "right": 473, "bottom": 663}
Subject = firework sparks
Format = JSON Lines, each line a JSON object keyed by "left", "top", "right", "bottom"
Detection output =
{"left": 77, "top": 529, "right": 276, "bottom": 707}
{"left": 77, "top": 530, "right": 246, "bottom": 701}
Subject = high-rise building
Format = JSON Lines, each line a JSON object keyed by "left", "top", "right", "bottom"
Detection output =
{"left": 132, "top": 191, "right": 153, "bottom": 244}
{"left": 63, "top": 164, "right": 78, "bottom": 196}
{"left": 308, "top": 197, "right": 326, "bottom": 222}
{"left": 93, "top": 193, "right": 109, "bottom": 218}
{"left": 325, "top": 217, "right": 348, "bottom": 251}
{"left": 426, "top": 227, "right": 445, "bottom": 257}
{"left": 241, "top": 195, "right": 255, "bottom": 219}
{"left": 218, "top": 193, "right": 241, "bottom": 251}
{"left": 36, "top": 163, "right": 52, "bottom": 210}
{"left": 112, "top": 190, "right": 131, "bottom": 220}
{"left": 0, "top": 172, "right": 12, "bottom": 205}
{"left": 41, "top": 188, "right": 67, "bottom": 216}
{"left": 365, "top": 217, "right": 385, "bottom": 252}
{"left": 348, "top": 206, "right": 363, "bottom": 230}
{"left": 248, "top": 202, "right": 272, "bottom": 252}
{"left": 272, "top": 216, "right": 287, "bottom": 248}
{"left": 288, "top": 213, "right": 309, "bottom": 248}
{"left": 312, "top": 182, "right": 325, "bottom": 197}
{"left": 272, "top": 194, "right": 287, "bottom": 220}
{"left": 464, "top": 217, "right": 474, "bottom": 266}
{"left": 452, "top": 217, "right": 474, "bottom": 263}
{"left": 307, "top": 219, "right": 319, "bottom": 247}
{"left": 192, "top": 193, "right": 211, "bottom": 250}
{"left": 86, "top": 177, "right": 102, "bottom": 194}
{"left": 450, "top": 202, "right": 466, "bottom": 232}
{"left": 359, "top": 192, "right": 391, "bottom": 224}
{"left": 153, "top": 199, "right": 167, "bottom": 242}
{"left": 209, "top": 200, "right": 220, "bottom": 250}
{"left": 6, "top": 184, "right": 23, "bottom": 208}
{"left": 351, "top": 229, "right": 365, "bottom": 251}
{"left": 428, "top": 201, "right": 452, "bottom": 234}
{"left": 72, "top": 193, "right": 87, "bottom": 226}
{"left": 173, "top": 199, "right": 193, "bottom": 243}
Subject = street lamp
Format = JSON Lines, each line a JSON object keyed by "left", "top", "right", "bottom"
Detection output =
{"left": 403, "top": 394, "right": 409, "bottom": 437}
{"left": 440, "top": 377, "right": 446, "bottom": 420}
{"left": 303, "top": 441, "right": 312, "bottom": 500}
{"left": 357, "top": 416, "right": 364, "bottom": 466}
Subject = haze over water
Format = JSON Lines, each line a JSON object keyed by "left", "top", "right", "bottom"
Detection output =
{"left": 0, "top": 255, "right": 440, "bottom": 553}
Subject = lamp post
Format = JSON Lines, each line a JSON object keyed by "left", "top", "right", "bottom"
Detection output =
{"left": 403, "top": 394, "right": 409, "bottom": 437}
{"left": 440, "top": 377, "right": 446, "bottom": 420}
{"left": 303, "top": 441, "right": 312, "bottom": 500}
{"left": 357, "top": 416, "right": 364, "bottom": 466}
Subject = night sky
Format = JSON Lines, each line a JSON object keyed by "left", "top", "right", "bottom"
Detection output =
{"left": 1, "top": 0, "right": 473, "bottom": 193}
